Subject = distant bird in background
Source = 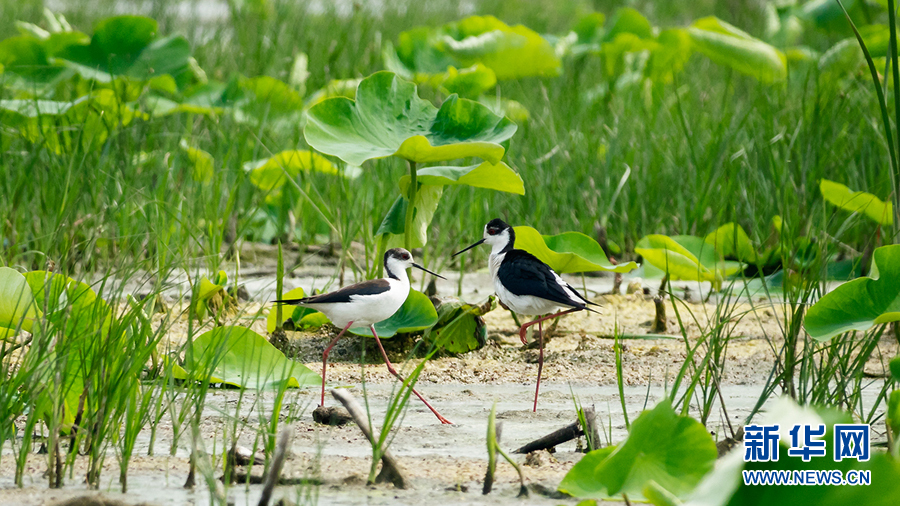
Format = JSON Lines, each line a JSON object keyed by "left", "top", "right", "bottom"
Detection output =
{"left": 454, "top": 219, "right": 599, "bottom": 411}
{"left": 274, "top": 248, "right": 451, "bottom": 424}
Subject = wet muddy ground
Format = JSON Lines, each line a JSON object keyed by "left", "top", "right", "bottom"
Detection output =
{"left": 2, "top": 247, "right": 897, "bottom": 505}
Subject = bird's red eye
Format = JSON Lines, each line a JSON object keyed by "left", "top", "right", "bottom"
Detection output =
{"left": 487, "top": 228, "right": 498, "bottom": 235}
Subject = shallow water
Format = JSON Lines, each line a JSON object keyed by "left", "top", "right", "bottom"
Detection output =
{"left": 3, "top": 381, "right": 885, "bottom": 506}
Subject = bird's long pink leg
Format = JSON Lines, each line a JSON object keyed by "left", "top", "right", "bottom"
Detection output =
{"left": 533, "top": 319, "right": 544, "bottom": 412}
{"left": 321, "top": 321, "right": 354, "bottom": 406}
{"left": 370, "top": 325, "right": 452, "bottom": 425}
{"left": 518, "top": 308, "right": 579, "bottom": 345}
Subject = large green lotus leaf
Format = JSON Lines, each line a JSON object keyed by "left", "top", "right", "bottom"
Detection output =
{"left": 144, "top": 96, "right": 221, "bottom": 117}
{"left": 304, "top": 71, "right": 516, "bottom": 166}
{"left": 684, "top": 397, "right": 900, "bottom": 506}
{"left": 236, "top": 75, "right": 305, "bottom": 118}
{"left": 417, "top": 63, "right": 497, "bottom": 98}
{"left": 514, "top": 226, "right": 636, "bottom": 274}
{"left": 598, "top": 32, "right": 658, "bottom": 78}
{"left": 305, "top": 78, "right": 363, "bottom": 108}
{"left": 513, "top": 226, "right": 635, "bottom": 274}
{"left": 0, "top": 267, "right": 38, "bottom": 338}
{"left": 820, "top": 179, "right": 893, "bottom": 226}
{"left": 438, "top": 15, "right": 561, "bottom": 80}
{"left": 24, "top": 270, "right": 112, "bottom": 341}
{"left": 704, "top": 223, "right": 757, "bottom": 263}
{"left": 817, "top": 38, "right": 864, "bottom": 78}
{"left": 688, "top": 17, "right": 787, "bottom": 83}
{"left": 437, "top": 64, "right": 497, "bottom": 98}
{"left": 376, "top": 194, "right": 409, "bottom": 238}
{"left": 0, "top": 98, "right": 76, "bottom": 117}
{"left": 559, "top": 399, "right": 716, "bottom": 500}
{"left": 398, "top": 161, "right": 524, "bottom": 195}
{"left": 558, "top": 13, "right": 605, "bottom": 56}
{"left": 51, "top": 16, "right": 191, "bottom": 84}
{"left": 798, "top": 0, "right": 867, "bottom": 33}
{"left": 479, "top": 96, "right": 530, "bottom": 124}
{"left": 389, "top": 27, "right": 456, "bottom": 77}
{"left": 0, "top": 90, "right": 141, "bottom": 153}
{"left": 636, "top": 235, "right": 741, "bottom": 283}
{"left": 573, "top": 12, "right": 606, "bottom": 43}
{"left": 350, "top": 289, "right": 438, "bottom": 338}
{"left": 127, "top": 35, "right": 192, "bottom": 81}
{"left": 176, "top": 326, "right": 320, "bottom": 389}
{"left": 0, "top": 35, "right": 64, "bottom": 83}
{"left": 89, "top": 15, "right": 158, "bottom": 74}
{"left": 379, "top": 162, "right": 523, "bottom": 248}
{"left": 558, "top": 446, "right": 618, "bottom": 496}
{"left": 376, "top": 185, "right": 444, "bottom": 249}
{"left": 389, "top": 16, "right": 559, "bottom": 80}
{"left": 143, "top": 80, "right": 231, "bottom": 117}
{"left": 648, "top": 28, "right": 693, "bottom": 83}
{"left": 602, "top": 7, "right": 653, "bottom": 42}
{"left": 246, "top": 150, "right": 341, "bottom": 193}
{"left": 179, "top": 139, "right": 214, "bottom": 183}
{"left": 804, "top": 245, "right": 900, "bottom": 341}
{"left": 267, "top": 286, "right": 319, "bottom": 333}
{"left": 31, "top": 347, "right": 87, "bottom": 431}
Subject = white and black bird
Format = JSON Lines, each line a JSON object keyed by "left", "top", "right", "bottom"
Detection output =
{"left": 274, "top": 248, "right": 451, "bottom": 424}
{"left": 454, "top": 218, "right": 599, "bottom": 411}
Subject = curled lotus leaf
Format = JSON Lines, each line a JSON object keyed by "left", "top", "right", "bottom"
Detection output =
{"left": 304, "top": 71, "right": 516, "bottom": 166}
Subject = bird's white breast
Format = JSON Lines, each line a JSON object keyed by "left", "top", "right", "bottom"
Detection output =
{"left": 304, "top": 279, "right": 409, "bottom": 328}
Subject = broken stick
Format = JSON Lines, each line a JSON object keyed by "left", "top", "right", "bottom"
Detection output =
{"left": 331, "top": 389, "right": 411, "bottom": 489}
{"left": 258, "top": 425, "right": 292, "bottom": 506}
{"left": 514, "top": 407, "right": 599, "bottom": 454}
{"left": 513, "top": 421, "right": 582, "bottom": 454}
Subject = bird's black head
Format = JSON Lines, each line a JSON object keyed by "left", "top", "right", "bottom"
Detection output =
{"left": 385, "top": 248, "right": 412, "bottom": 264}
{"left": 485, "top": 218, "right": 510, "bottom": 237}
{"left": 484, "top": 218, "right": 514, "bottom": 252}
{"left": 384, "top": 248, "right": 445, "bottom": 280}
{"left": 452, "top": 218, "right": 515, "bottom": 258}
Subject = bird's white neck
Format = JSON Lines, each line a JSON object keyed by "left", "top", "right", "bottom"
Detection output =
{"left": 489, "top": 240, "right": 510, "bottom": 257}
{"left": 384, "top": 262, "right": 410, "bottom": 286}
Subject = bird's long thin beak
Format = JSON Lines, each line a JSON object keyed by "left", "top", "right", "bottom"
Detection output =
{"left": 413, "top": 263, "right": 446, "bottom": 280}
{"left": 452, "top": 238, "right": 485, "bottom": 258}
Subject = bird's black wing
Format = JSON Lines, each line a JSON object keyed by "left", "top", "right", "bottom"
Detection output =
{"left": 498, "top": 249, "right": 594, "bottom": 310}
{"left": 273, "top": 279, "right": 391, "bottom": 304}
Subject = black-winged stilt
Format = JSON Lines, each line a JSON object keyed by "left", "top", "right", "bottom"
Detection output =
{"left": 274, "top": 248, "right": 451, "bottom": 424}
{"left": 453, "top": 219, "right": 598, "bottom": 411}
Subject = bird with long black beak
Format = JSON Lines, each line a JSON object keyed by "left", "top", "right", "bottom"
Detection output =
{"left": 273, "top": 248, "right": 451, "bottom": 424}
{"left": 453, "top": 219, "right": 599, "bottom": 411}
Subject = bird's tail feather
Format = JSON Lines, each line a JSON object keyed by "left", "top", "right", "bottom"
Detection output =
{"left": 271, "top": 298, "right": 307, "bottom": 305}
